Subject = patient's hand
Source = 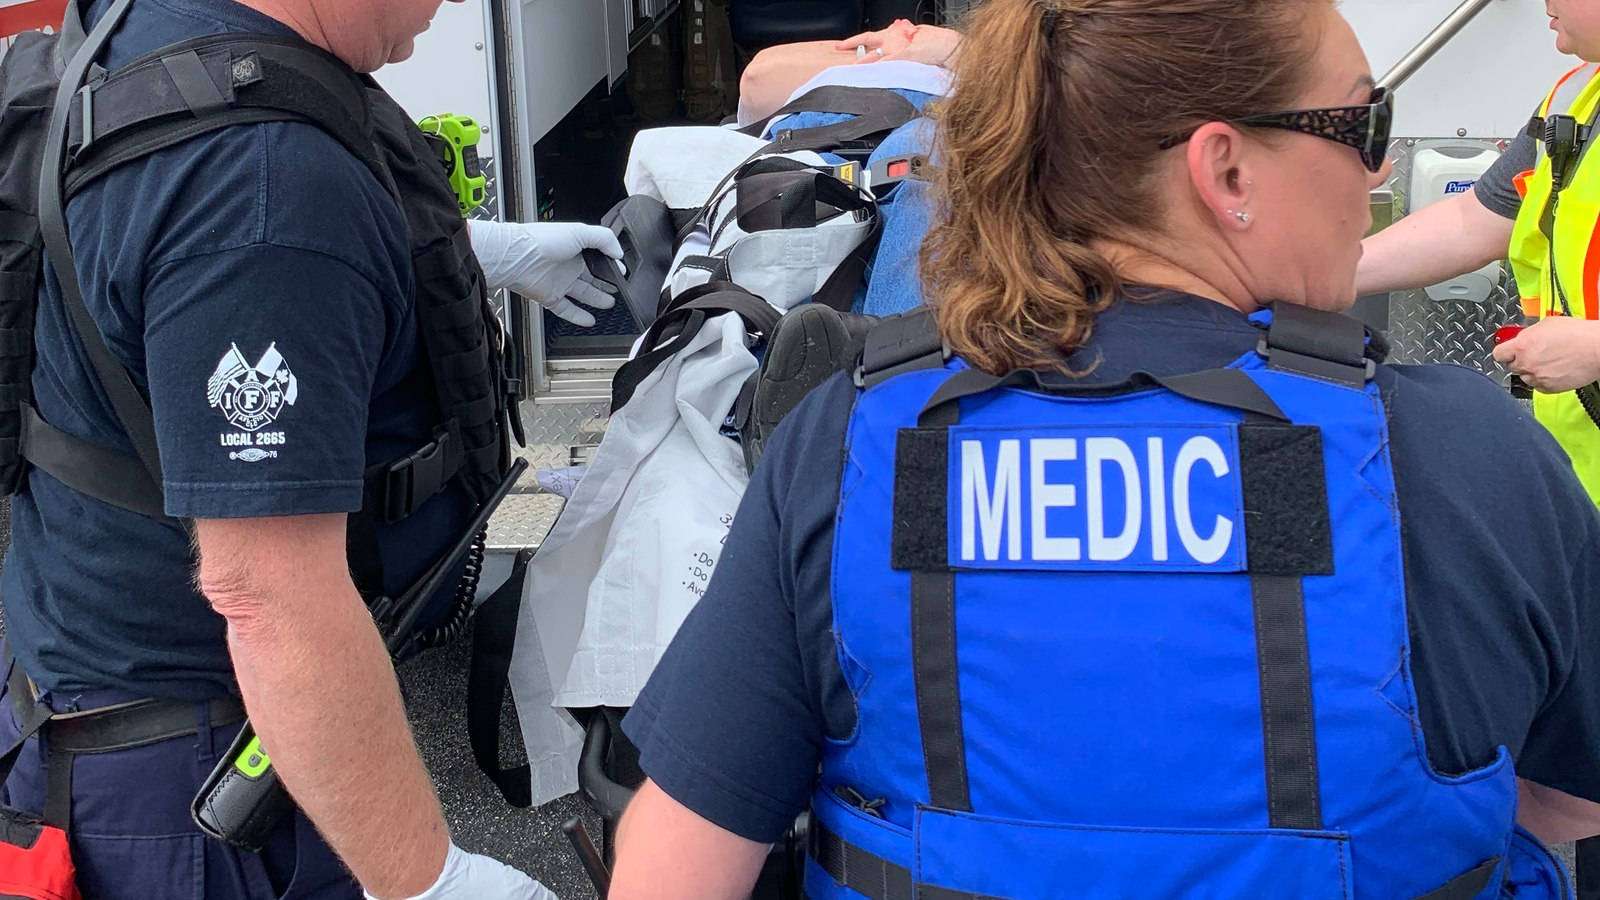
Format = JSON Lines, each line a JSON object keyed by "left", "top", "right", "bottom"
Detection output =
{"left": 835, "top": 20, "right": 918, "bottom": 61}
{"left": 837, "top": 23, "right": 962, "bottom": 68}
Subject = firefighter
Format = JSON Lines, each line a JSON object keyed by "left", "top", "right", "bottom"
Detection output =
{"left": 0, "top": 0, "right": 615, "bottom": 896}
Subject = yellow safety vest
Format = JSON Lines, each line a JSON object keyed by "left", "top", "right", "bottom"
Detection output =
{"left": 1507, "top": 62, "right": 1600, "bottom": 502}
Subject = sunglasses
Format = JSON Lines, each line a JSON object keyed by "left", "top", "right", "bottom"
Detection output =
{"left": 1157, "top": 87, "right": 1394, "bottom": 173}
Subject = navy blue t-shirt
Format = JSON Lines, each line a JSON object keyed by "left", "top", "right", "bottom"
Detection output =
{"left": 626, "top": 291, "right": 1600, "bottom": 843}
{"left": 2, "top": 0, "right": 472, "bottom": 700}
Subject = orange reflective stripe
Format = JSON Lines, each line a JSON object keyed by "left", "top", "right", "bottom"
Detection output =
{"left": 1514, "top": 169, "right": 1535, "bottom": 199}
{"left": 1583, "top": 220, "right": 1600, "bottom": 319}
{"left": 1543, "top": 62, "right": 1597, "bottom": 115}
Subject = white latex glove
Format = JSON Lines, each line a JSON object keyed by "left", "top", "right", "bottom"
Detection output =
{"left": 364, "top": 842, "right": 559, "bottom": 900}
{"left": 470, "top": 219, "right": 623, "bottom": 328}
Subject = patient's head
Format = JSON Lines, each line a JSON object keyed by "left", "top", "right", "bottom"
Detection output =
{"left": 923, "top": 0, "right": 1388, "bottom": 375}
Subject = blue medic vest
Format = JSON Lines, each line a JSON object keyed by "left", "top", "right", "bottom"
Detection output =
{"left": 807, "top": 306, "right": 1571, "bottom": 900}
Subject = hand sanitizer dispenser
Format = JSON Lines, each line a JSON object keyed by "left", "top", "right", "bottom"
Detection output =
{"left": 1408, "top": 141, "right": 1503, "bottom": 302}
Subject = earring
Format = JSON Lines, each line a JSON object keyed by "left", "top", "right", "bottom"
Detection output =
{"left": 1229, "top": 209, "right": 1252, "bottom": 224}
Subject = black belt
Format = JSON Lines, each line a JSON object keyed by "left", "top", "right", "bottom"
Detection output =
{"left": 5, "top": 657, "right": 245, "bottom": 826}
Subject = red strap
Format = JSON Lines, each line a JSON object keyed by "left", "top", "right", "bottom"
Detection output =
{"left": 0, "top": 0, "right": 67, "bottom": 38}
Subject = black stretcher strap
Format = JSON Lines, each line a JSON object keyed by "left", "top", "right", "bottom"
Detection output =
{"left": 809, "top": 820, "right": 1002, "bottom": 900}
{"left": 467, "top": 549, "right": 535, "bottom": 808}
{"left": 695, "top": 155, "right": 879, "bottom": 314}
{"left": 739, "top": 85, "right": 920, "bottom": 141}
{"left": 734, "top": 165, "right": 872, "bottom": 234}
{"left": 611, "top": 283, "right": 781, "bottom": 413}
{"left": 678, "top": 87, "right": 918, "bottom": 247}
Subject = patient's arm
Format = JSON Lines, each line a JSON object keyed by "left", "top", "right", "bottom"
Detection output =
{"left": 1519, "top": 778, "right": 1600, "bottom": 844}
{"left": 736, "top": 21, "right": 918, "bottom": 126}
{"left": 737, "top": 41, "right": 869, "bottom": 126}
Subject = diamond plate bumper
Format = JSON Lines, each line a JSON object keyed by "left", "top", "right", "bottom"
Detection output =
{"left": 1375, "top": 138, "right": 1525, "bottom": 387}
{"left": 487, "top": 397, "right": 608, "bottom": 551}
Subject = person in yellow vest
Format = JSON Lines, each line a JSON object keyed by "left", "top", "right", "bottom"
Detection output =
{"left": 1359, "top": 1, "right": 1600, "bottom": 501}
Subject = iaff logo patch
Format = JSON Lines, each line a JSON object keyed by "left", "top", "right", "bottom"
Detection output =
{"left": 208, "top": 343, "right": 297, "bottom": 461}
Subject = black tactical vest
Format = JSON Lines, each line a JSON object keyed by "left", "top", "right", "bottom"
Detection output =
{"left": 0, "top": 0, "right": 513, "bottom": 601}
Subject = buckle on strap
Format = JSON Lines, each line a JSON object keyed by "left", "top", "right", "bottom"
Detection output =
{"left": 867, "top": 154, "right": 927, "bottom": 195}
{"left": 69, "top": 81, "right": 97, "bottom": 162}
{"left": 382, "top": 428, "right": 454, "bottom": 523}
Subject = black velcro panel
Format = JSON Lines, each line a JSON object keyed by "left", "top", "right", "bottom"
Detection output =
{"left": 1239, "top": 425, "right": 1333, "bottom": 576}
{"left": 892, "top": 428, "right": 948, "bottom": 571}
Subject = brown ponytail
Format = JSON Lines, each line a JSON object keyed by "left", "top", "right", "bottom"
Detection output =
{"left": 922, "top": 0, "right": 1323, "bottom": 374}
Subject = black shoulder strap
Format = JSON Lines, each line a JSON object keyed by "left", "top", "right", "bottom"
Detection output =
{"left": 36, "top": 0, "right": 164, "bottom": 496}
{"left": 1257, "top": 303, "right": 1376, "bottom": 386}
{"left": 62, "top": 34, "right": 387, "bottom": 200}
{"left": 854, "top": 306, "right": 947, "bottom": 389}
{"left": 914, "top": 365, "right": 1292, "bottom": 428}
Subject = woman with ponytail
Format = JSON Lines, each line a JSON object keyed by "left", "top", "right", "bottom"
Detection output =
{"left": 610, "top": 1, "right": 1600, "bottom": 896}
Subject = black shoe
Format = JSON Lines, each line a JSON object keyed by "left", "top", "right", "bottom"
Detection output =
{"left": 740, "top": 304, "right": 875, "bottom": 473}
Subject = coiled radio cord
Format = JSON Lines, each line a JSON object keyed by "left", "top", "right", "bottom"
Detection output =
{"left": 417, "top": 529, "right": 487, "bottom": 649}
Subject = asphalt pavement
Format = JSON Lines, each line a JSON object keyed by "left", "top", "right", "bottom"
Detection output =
{"left": 399, "top": 622, "right": 602, "bottom": 899}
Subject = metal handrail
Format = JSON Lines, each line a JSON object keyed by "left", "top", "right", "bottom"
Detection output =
{"left": 1379, "top": 0, "right": 1503, "bottom": 91}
